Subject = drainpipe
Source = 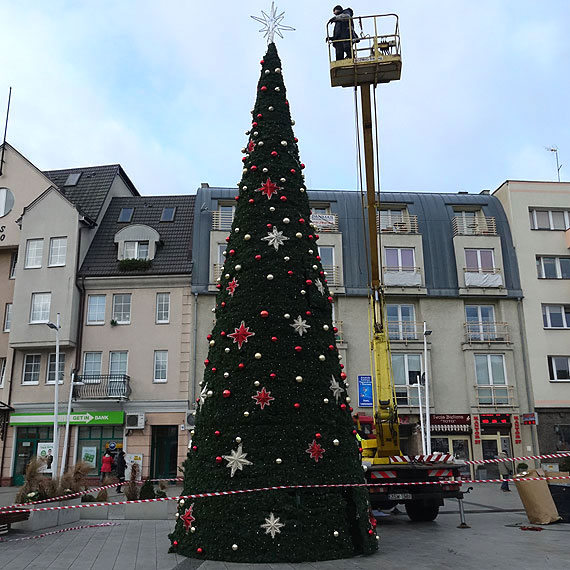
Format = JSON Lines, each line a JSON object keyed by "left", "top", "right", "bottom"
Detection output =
{"left": 191, "top": 292, "right": 199, "bottom": 408}
{"left": 517, "top": 297, "right": 539, "bottom": 460}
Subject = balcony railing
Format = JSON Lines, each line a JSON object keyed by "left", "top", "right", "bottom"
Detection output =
{"left": 211, "top": 211, "right": 234, "bottom": 231}
{"left": 74, "top": 375, "right": 131, "bottom": 400}
{"left": 475, "top": 384, "right": 514, "bottom": 407}
{"left": 387, "top": 320, "right": 423, "bottom": 341}
{"left": 383, "top": 266, "right": 422, "bottom": 287}
{"left": 395, "top": 385, "right": 421, "bottom": 407}
{"left": 333, "top": 321, "right": 344, "bottom": 343}
{"left": 310, "top": 213, "right": 339, "bottom": 232}
{"left": 212, "top": 264, "right": 224, "bottom": 283}
{"left": 464, "top": 321, "right": 509, "bottom": 343}
{"left": 453, "top": 216, "right": 496, "bottom": 236}
{"left": 464, "top": 267, "right": 503, "bottom": 288}
{"left": 377, "top": 213, "right": 419, "bottom": 234}
{"left": 322, "top": 265, "right": 342, "bottom": 287}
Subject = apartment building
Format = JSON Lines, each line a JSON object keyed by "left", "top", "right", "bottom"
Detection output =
{"left": 494, "top": 181, "right": 570, "bottom": 454}
{"left": 191, "top": 185, "right": 533, "bottom": 477}
{"left": 0, "top": 142, "right": 195, "bottom": 484}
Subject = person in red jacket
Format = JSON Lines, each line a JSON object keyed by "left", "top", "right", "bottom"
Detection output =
{"left": 100, "top": 450, "right": 113, "bottom": 482}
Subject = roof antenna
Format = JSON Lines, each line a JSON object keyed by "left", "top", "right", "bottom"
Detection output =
{"left": 0, "top": 87, "right": 12, "bottom": 177}
{"left": 545, "top": 146, "right": 562, "bottom": 182}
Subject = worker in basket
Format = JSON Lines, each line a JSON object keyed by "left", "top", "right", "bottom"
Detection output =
{"left": 328, "top": 5, "right": 358, "bottom": 61}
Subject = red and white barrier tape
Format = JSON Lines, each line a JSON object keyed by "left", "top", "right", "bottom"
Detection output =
{"left": 0, "top": 522, "right": 119, "bottom": 543}
{"left": 1, "top": 475, "right": 569, "bottom": 515}
{"left": 464, "top": 451, "right": 570, "bottom": 465}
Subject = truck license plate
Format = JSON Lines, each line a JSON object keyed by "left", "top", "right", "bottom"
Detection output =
{"left": 388, "top": 493, "right": 412, "bottom": 500}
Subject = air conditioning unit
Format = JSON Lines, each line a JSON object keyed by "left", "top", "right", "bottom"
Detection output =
{"left": 126, "top": 413, "right": 145, "bottom": 429}
{"left": 186, "top": 410, "right": 196, "bottom": 429}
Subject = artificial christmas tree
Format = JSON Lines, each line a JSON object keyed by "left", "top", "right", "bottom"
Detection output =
{"left": 169, "top": 41, "right": 378, "bottom": 562}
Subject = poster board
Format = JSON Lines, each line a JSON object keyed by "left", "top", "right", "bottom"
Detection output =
{"left": 81, "top": 446, "right": 98, "bottom": 469}
{"left": 125, "top": 453, "right": 143, "bottom": 481}
{"left": 37, "top": 442, "right": 54, "bottom": 474}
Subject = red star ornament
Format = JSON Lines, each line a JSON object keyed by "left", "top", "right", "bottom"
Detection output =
{"left": 255, "top": 178, "right": 282, "bottom": 200}
{"left": 226, "top": 278, "right": 239, "bottom": 297}
{"left": 252, "top": 387, "right": 275, "bottom": 410}
{"left": 306, "top": 440, "right": 325, "bottom": 463}
{"left": 247, "top": 140, "right": 256, "bottom": 153}
{"left": 228, "top": 321, "right": 255, "bottom": 349}
{"left": 181, "top": 504, "right": 195, "bottom": 532}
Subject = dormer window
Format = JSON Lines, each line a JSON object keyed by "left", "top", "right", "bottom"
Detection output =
{"left": 118, "top": 207, "right": 134, "bottom": 223}
{"left": 124, "top": 241, "right": 149, "bottom": 260}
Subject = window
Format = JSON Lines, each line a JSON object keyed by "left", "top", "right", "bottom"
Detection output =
{"left": 387, "top": 304, "right": 416, "bottom": 340}
{"left": 385, "top": 247, "right": 415, "bottom": 271}
{"left": 475, "top": 354, "right": 508, "bottom": 404}
{"left": 3, "top": 303, "right": 12, "bottom": 332}
{"left": 537, "top": 256, "right": 570, "bottom": 279}
{"left": 109, "top": 351, "right": 128, "bottom": 376}
{"left": 555, "top": 425, "right": 570, "bottom": 451}
{"left": 46, "top": 353, "right": 65, "bottom": 384}
{"left": 318, "top": 246, "right": 334, "bottom": 267}
{"left": 218, "top": 244, "right": 227, "bottom": 264}
{"left": 0, "top": 187, "right": 15, "bottom": 217}
{"left": 9, "top": 252, "right": 17, "bottom": 278}
{"left": 48, "top": 237, "right": 67, "bottom": 267}
{"left": 465, "top": 249, "right": 494, "bottom": 272}
{"left": 64, "top": 172, "right": 82, "bottom": 186}
{"left": 112, "top": 294, "right": 131, "bottom": 324}
{"left": 529, "top": 209, "right": 569, "bottom": 230}
{"left": 0, "top": 357, "right": 6, "bottom": 387}
{"left": 161, "top": 207, "right": 176, "bottom": 222}
{"left": 25, "top": 239, "right": 44, "bottom": 268}
{"left": 123, "top": 241, "right": 149, "bottom": 260}
{"left": 87, "top": 295, "right": 106, "bottom": 325}
{"left": 543, "top": 305, "right": 570, "bottom": 329}
{"left": 83, "top": 352, "right": 102, "bottom": 380}
{"left": 466, "top": 305, "right": 496, "bottom": 340}
{"left": 154, "top": 350, "right": 168, "bottom": 383}
{"left": 548, "top": 356, "right": 570, "bottom": 381}
{"left": 22, "top": 354, "right": 41, "bottom": 384}
{"left": 30, "top": 293, "right": 51, "bottom": 323}
{"left": 156, "top": 293, "right": 170, "bottom": 324}
{"left": 392, "top": 353, "right": 422, "bottom": 405}
{"left": 118, "top": 208, "right": 134, "bottom": 223}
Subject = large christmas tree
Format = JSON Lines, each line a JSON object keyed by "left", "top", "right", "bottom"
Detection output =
{"left": 169, "top": 42, "right": 378, "bottom": 563}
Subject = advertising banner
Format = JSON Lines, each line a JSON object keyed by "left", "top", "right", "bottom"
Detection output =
{"left": 10, "top": 411, "right": 124, "bottom": 426}
{"left": 358, "top": 375, "right": 373, "bottom": 407}
{"left": 81, "top": 446, "right": 98, "bottom": 469}
{"left": 37, "top": 442, "right": 55, "bottom": 474}
{"left": 125, "top": 453, "right": 143, "bottom": 481}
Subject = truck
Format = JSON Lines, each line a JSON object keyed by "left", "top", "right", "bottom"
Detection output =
{"left": 326, "top": 13, "right": 465, "bottom": 523}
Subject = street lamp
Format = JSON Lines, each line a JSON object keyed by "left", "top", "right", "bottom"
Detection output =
{"left": 46, "top": 313, "right": 61, "bottom": 478}
{"left": 423, "top": 322, "right": 432, "bottom": 454}
{"left": 59, "top": 372, "right": 85, "bottom": 477}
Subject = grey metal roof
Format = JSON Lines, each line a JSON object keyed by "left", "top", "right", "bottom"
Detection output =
{"left": 191, "top": 187, "right": 522, "bottom": 297}
{"left": 43, "top": 164, "right": 139, "bottom": 221}
{"left": 79, "top": 195, "right": 195, "bottom": 277}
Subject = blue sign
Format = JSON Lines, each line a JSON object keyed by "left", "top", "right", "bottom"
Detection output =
{"left": 108, "top": 441, "right": 117, "bottom": 451}
{"left": 358, "top": 375, "right": 373, "bottom": 407}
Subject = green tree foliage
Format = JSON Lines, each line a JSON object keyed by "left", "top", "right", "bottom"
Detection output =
{"left": 169, "top": 42, "right": 377, "bottom": 563}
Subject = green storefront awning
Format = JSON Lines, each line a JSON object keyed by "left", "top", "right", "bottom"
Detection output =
{"left": 10, "top": 411, "right": 124, "bottom": 426}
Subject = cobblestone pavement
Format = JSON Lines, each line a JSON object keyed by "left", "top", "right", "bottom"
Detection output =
{"left": 0, "top": 484, "right": 567, "bottom": 570}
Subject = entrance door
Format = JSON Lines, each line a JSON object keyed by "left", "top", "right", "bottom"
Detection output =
{"left": 150, "top": 426, "right": 178, "bottom": 479}
{"left": 480, "top": 437, "right": 500, "bottom": 479}
{"left": 13, "top": 427, "right": 53, "bottom": 486}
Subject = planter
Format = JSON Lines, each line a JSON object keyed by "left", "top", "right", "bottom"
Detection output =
{"left": 12, "top": 498, "right": 81, "bottom": 532}
{"left": 125, "top": 500, "right": 169, "bottom": 520}
{"left": 80, "top": 503, "right": 109, "bottom": 520}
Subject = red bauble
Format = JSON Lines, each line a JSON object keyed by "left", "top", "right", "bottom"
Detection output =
{"left": 173, "top": 541, "right": 178, "bottom": 546}
{"left": 352, "top": 429, "right": 357, "bottom": 435}
{"left": 204, "top": 359, "right": 210, "bottom": 366}
{"left": 221, "top": 331, "right": 226, "bottom": 337}
{"left": 197, "top": 548, "right": 203, "bottom": 554}
{"left": 271, "top": 336, "right": 278, "bottom": 342}
{"left": 261, "top": 86, "right": 267, "bottom": 91}
{"left": 255, "top": 254, "right": 262, "bottom": 260}
{"left": 294, "top": 403, "right": 301, "bottom": 409}
{"left": 294, "top": 137, "right": 298, "bottom": 142}
{"left": 340, "top": 364, "right": 344, "bottom": 369}
{"left": 215, "top": 430, "right": 221, "bottom": 436}
{"left": 287, "top": 270, "right": 293, "bottom": 275}
{"left": 260, "top": 310, "right": 269, "bottom": 318}
{"left": 238, "top": 363, "right": 245, "bottom": 369}
{"left": 315, "top": 433, "right": 322, "bottom": 439}
{"left": 211, "top": 367, "right": 217, "bottom": 373}
{"left": 242, "top": 157, "right": 246, "bottom": 163}
{"left": 225, "top": 236, "right": 230, "bottom": 242}
{"left": 192, "top": 445, "right": 197, "bottom": 451}
{"left": 252, "top": 121, "right": 258, "bottom": 127}
{"left": 328, "top": 345, "right": 335, "bottom": 351}
{"left": 280, "top": 196, "right": 287, "bottom": 201}
{"left": 301, "top": 163, "right": 306, "bottom": 169}
{"left": 229, "top": 249, "right": 235, "bottom": 256}
{"left": 285, "top": 100, "right": 289, "bottom": 105}
{"left": 315, "top": 234, "right": 320, "bottom": 240}
{"left": 223, "top": 389, "right": 231, "bottom": 398}
{"left": 306, "top": 279, "right": 312, "bottom": 285}
{"left": 290, "top": 168, "right": 296, "bottom": 173}
{"left": 308, "top": 234, "right": 314, "bottom": 240}
{"left": 295, "top": 346, "right": 302, "bottom": 352}
{"left": 257, "top": 113, "right": 263, "bottom": 119}
{"left": 350, "top": 407, "right": 354, "bottom": 412}
{"left": 215, "top": 456, "right": 223, "bottom": 463}
{"left": 207, "top": 334, "right": 212, "bottom": 340}
{"left": 270, "top": 373, "right": 277, "bottom": 378}
{"left": 340, "top": 372, "right": 347, "bottom": 380}
{"left": 334, "top": 327, "right": 339, "bottom": 333}
{"left": 195, "top": 398, "right": 200, "bottom": 403}
{"left": 267, "top": 223, "right": 272, "bottom": 229}
{"left": 306, "top": 311, "right": 311, "bottom": 316}
{"left": 271, "top": 151, "right": 278, "bottom": 157}
{"left": 216, "top": 284, "right": 221, "bottom": 289}
{"left": 251, "top": 165, "right": 257, "bottom": 171}
{"left": 299, "top": 218, "right": 305, "bottom": 224}
{"left": 368, "top": 529, "right": 374, "bottom": 535}
{"left": 221, "top": 302, "right": 226, "bottom": 308}
{"left": 328, "top": 296, "right": 334, "bottom": 303}
{"left": 260, "top": 59, "right": 265, "bottom": 64}
{"left": 249, "top": 198, "right": 254, "bottom": 204}
{"left": 341, "top": 404, "right": 347, "bottom": 410}
{"left": 316, "top": 255, "right": 321, "bottom": 261}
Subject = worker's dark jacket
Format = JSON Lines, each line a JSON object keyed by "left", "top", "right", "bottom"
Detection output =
{"left": 332, "top": 8, "right": 355, "bottom": 41}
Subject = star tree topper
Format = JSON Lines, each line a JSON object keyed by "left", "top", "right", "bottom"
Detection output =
{"left": 251, "top": 2, "right": 295, "bottom": 44}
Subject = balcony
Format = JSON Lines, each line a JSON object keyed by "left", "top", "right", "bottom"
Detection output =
{"left": 464, "top": 322, "right": 509, "bottom": 343}
{"left": 378, "top": 213, "right": 419, "bottom": 234}
{"left": 453, "top": 216, "right": 496, "bottom": 236}
{"left": 74, "top": 375, "right": 131, "bottom": 400}
{"left": 395, "top": 385, "right": 421, "bottom": 407}
{"left": 463, "top": 267, "right": 503, "bottom": 288}
{"left": 323, "top": 265, "right": 342, "bottom": 287}
{"left": 383, "top": 266, "right": 422, "bottom": 287}
{"left": 474, "top": 384, "right": 515, "bottom": 407}
{"left": 387, "top": 320, "right": 423, "bottom": 342}
{"left": 211, "top": 211, "right": 234, "bottom": 231}
{"left": 213, "top": 263, "right": 223, "bottom": 282}
{"left": 310, "top": 213, "right": 339, "bottom": 232}
{"left": 333, "top": 321, "right": 344, "bottom": 343}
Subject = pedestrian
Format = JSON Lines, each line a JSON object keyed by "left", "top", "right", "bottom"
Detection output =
{"left": 497, "top": 449, "right": 512, "bottom": 492}
{"left": 100, "top": 450, "right": 113, "bottom": 483}
{"left": 328, "top": 5, "right": 356, "bottom": 61}
{"left": 115, "top": 450, "right": 127, "bottom": 493}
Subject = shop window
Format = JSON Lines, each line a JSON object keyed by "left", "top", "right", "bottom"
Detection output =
{"left": 78, "top": 426, "right": 124, "bottom": 475}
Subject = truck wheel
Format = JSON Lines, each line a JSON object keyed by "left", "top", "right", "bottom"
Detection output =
{"left": 405, "top": 501, "right": 439, "bottom": 522}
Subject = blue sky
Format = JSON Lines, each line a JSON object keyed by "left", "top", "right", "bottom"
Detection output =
{"left": 1, "top": 1, "right": 569, "bottom": 196}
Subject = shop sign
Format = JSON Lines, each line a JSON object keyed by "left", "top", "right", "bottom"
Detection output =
{"left": 358, "top": 375, "right": 373, "bottom": 407}
{"left": 473, "top": 416, "right": 481, "bottom": 445}
{"left": 430, "top": 414, "right": 471, "bottom": 432}
{"left": 522, "top": 412, "right": 538, "bottom": 425}
{"left": 10, "top": 411, "right": 124, "bottom": 426}
{"left": 480, "top": 413, "right": 511, "bottom": 426}
{"left": 399, "top": 415, "right": 410, "bottom": 425}
{"left": 513, "top": 415, "right": 522, "bottom": 444}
